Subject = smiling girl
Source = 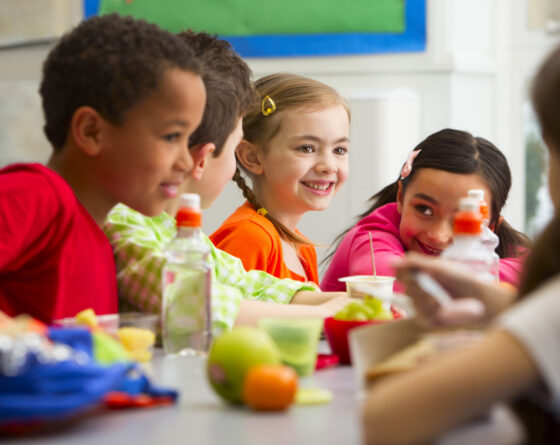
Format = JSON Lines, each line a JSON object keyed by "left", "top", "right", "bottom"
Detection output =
{"left": 321, "top": 128, "right": 530, "bottom": 291}
{"left": 210, "top": 73, "right": 350, "bottom": 285}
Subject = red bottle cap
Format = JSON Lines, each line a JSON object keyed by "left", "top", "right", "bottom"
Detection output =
{"left": 453, "top": 197, "right": 482, "bottom": 235}
{"left": 176, "top": 207, "right": 201, "bottom": 227}
{"left": 175, "top": 193, "right": 201, "bottom": 228}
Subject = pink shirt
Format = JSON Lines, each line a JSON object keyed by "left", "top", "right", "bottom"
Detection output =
{"left": 321, "top": 202, "right": 525, "bottom": 292}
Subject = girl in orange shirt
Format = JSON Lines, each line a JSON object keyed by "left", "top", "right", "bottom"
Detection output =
{"left": 210, "top": 73, "right": 350, "bottom": 285}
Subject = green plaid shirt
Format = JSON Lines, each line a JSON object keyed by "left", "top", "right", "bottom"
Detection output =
{"left": 104, "top": 204, "right": 318, "bottom": 336}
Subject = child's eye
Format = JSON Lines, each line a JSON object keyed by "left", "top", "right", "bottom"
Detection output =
{"left": 296, "top": 145, "right": 314, "bottom": 153}
{"left": 164, "top": 132, "right": 181, "bottom": 142}
{"left": 333, "top": 146, "right": 348, "bottom": 156}
{"left": 414, "top": 204, "right": 434, "bottom": 217}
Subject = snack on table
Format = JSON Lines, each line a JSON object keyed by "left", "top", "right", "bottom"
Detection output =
{"left": 75, "top": 308, "right": 98, "bottom": 328}
{"left": 334, "top": 296, "right": 394, "bottom": 322}
{"left": 72, "top": 309, "right": 156, "bottom": 363}
{"left": 117, "top": 327, "right": 156, "bottom": 362}
{"left": 365, "top": 330, "right": 484, "bottom": 384}
{"left": 365, "top": 339, "right": 437, "bottom": 384}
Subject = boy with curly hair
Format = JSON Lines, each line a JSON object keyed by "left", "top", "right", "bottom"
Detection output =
{"left": 0, "top": 15, "right": 205, "bottom": 322}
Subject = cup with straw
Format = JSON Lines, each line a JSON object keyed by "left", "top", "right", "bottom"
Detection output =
{"left": 338, "top": 232, "right": 395, "bottom": 299}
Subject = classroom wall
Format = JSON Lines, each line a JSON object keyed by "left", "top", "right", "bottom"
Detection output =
{"left": 0, "top": 0, "right": 558, "bottom": 275}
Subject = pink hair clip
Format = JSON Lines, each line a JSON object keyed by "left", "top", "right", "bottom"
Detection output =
{"left": 399, "top": 149, "right": 421, "bottom": 180}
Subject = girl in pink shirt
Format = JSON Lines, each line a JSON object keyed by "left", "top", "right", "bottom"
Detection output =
{"left": 321, "top": 128, "right": 530, "bottom": 292}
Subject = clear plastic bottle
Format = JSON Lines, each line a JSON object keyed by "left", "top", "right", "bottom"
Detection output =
{"left": 467, "top": 189, "right": 500, "bottom": 282}
{"left": 162, "top": 193, "right": 212, "bottom": 356}
{"left": 441, "top": 197, "right": 494, "bottom": 282}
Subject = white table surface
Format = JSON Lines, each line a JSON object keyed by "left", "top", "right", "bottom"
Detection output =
{"left": 5, "top": 342, "right": 524, "bottom": 445}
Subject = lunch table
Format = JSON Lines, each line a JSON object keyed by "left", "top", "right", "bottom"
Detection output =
{"left": 6, "top": 342, "right": 524, "bottom": 445}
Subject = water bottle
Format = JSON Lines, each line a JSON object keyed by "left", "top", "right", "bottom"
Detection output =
{"left": 441, "top": 197, "right": 494, "bottom": 282}
{"left": 162, "top": 193, "right": 212, "bottom": 356}
{"left": 468, "top": 189, "right": 500, "bottom": 282}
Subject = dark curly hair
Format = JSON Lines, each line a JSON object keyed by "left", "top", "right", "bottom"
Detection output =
{"left": 177, "top": 30, "right": 255, "bottom": 157}
{"left": 40, "top": 14, "right": 202, "bottom": 150}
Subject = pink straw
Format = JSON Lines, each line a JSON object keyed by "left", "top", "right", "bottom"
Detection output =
{"left": 368, "top": 232, "right": 376, "bottom": 277}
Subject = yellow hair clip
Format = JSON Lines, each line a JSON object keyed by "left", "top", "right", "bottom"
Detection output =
{"left": 261, "top": 95, "right": 276, "bottom": 117}
{"left": 257, "top": 207, "right": 268, "bottom": 216}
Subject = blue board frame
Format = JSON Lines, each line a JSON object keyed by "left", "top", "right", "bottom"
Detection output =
{"left": 84, "top": 0, "right": 425, "bottom": 57}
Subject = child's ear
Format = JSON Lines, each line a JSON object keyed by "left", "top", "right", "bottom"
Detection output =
{"left": 189, "top": 142, "right": 216, "bottom": 181}
{"left": 236, "top": 140, "right": 263, "bottom": 175}
{"left": 71, "top": 106, "right": 104, "bottom": 156}
{"left": 396, "top": 180, "right": 404, "bottom": 214}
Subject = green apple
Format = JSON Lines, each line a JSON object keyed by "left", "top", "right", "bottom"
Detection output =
{"left": 207, "top": 326, "right": 280, "bottom": 404}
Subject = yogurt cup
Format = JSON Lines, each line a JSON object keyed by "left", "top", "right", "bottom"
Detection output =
{"left": 338, "top": 275, "right": 396, "bottom": 299}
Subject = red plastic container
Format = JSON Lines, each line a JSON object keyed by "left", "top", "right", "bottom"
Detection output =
{"left": 324, "top": 308, "right": 403, "bottom": 365}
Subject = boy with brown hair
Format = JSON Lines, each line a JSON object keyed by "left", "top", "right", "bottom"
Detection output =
{"left": 0, "top": 14, "right": 206, "bottom": 323}
{"left": 105, "top": 31, "right": 349, "bottom": 336}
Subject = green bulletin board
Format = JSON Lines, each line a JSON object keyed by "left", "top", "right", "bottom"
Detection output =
{"left": 90, "top": 0, "right": 426, "bottom": 57}
{"left": 99, "top": 0, "right": 405, "bottom": 35}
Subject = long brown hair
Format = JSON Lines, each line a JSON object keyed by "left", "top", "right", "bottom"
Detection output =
{"left": 518, "top": 214, "right": 560, "bottom": 298}
{"left": 234, "top": 73, "right": 350, "bottom": 245}
{"left": 532, "top": 43, "right": 560, "bottom": 157}
{"left": 518, "top": 43, "right": 560, "bottom": 297}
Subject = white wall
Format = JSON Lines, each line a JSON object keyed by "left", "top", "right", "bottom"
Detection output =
{"left": 1, "top": 0, "right": 558, "bottom": 273}
{"left": 204, "top": 0, "right": 560, "bottom": 271}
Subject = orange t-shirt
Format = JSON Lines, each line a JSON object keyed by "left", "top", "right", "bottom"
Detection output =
{"left": 210, "top": 202, "right": 319, "bottom": 285}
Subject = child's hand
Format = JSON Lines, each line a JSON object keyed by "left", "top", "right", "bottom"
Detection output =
{"left": 319, "top": 294, "right": 352, "bottom": 319}
{"left": 392, "top": 253, "right": 516, "bottom": 327}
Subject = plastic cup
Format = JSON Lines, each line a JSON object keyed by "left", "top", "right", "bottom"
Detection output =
{"left": 119, "top": 312, "right": 159, "bottom": 346}
{"left": 258, "top": 318, "right": 323, "bottom": 377}
{"left": 118, "top": 313, "right": 159, "bottom": 362}
{"left": 119, "top": 312, "right": 159, "bottom": 333}
{"left": 338, "top": 275, "right": 395, "bottom": 299}
{"left": 53, "top": 313, "right": 119, "bottom": 334}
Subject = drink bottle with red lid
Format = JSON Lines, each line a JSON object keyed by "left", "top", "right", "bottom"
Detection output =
{"left": 467, "top": 189, "right": 500, "bottom": 282}
{"left": 441, "top": 197, "right": 494, "bottom": 282}
{"left": 162, "top": 193, "right": 212, "bottom": 356}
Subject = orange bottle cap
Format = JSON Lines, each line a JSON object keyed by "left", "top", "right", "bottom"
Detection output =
{"left": 175, "top": 193, "right": 202, "bottom": 227}
{"left": 176, "top": 207, "right": 201, "bottom": 227}
{"left": 479, "top": 201, "right": 489, "bottom": 220}
{"left": 453, "top": 210, "right": 482, "bottom": 235}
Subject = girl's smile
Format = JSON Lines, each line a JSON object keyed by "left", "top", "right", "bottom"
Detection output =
{"left": 397, "top": 168, "right": 492, "bottom": 256}
{"left": 415, "top": 239, "right": 443, "bottom": 256}
{"left": 301, "top": 179, "right": 335, "bottom": 194}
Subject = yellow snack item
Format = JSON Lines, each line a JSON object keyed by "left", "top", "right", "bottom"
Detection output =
{"left": 75, "top": 308, "right": 98, "bottom": 328}
{"left": 117, "top": 327, "right": 156, "bottom": 363}
{"left": 117, "top": 327, "right": 156, "bottom": 350}
{"left": 126, "top": 348, "right": 153, "bottom": 363}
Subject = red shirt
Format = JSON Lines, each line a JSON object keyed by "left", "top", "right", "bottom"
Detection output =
{"left": 210, "top": 202, "right": 319, "bottom": 285}
{"left": 0, "top": 163, "right": 118, "bottom": 323}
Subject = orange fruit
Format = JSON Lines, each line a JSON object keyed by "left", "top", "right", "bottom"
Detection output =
{"left": 242, "top": 364, "right": 298, "bottom": 411}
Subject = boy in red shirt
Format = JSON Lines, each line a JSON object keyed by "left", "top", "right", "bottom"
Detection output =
{"left": 0, "top": 14, "right": 206, "bottom": 323}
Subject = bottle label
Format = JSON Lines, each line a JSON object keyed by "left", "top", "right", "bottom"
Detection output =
{"left": 163, "top": 270, "right": 175, "bottom": 286}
